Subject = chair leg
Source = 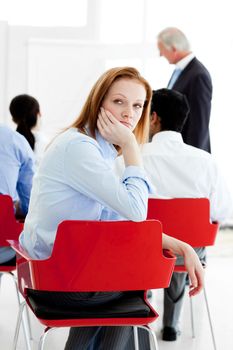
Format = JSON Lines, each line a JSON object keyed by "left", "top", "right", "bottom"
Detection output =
{"left": 11, "top": 272, "right": 32, "bottom": 349}
{"left": 203, "top": 286, "right": 217, "bottom": 350}
{"left": 133, "top": 326, "right": 140, "bottom": 350}
{"left": 38, "top": 327, "right": 56, "bottom": 350}
{"left": 21, "top": 307, "right": 33, "bottom": 350}
{"left": 189, "top": 295, "right": 195, "bottom": 338}
{"left": 38, "top": 333, "right": 47, "bottom": 350}
{"left": 136, "top": 325, "right": 158, "bottom": 350}
{"left": 12, "top": 301, "right": 26, "bottom": 350}
{"left": 24, "top": 304, "right": 33, "bottom": 340}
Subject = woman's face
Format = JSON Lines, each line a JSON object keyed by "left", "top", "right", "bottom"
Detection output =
{"left": 102, "top": 78, "right": 146, "bottom": 130}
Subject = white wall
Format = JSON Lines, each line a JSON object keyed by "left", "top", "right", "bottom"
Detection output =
{"left": 0, "top": 21, "right": 8, "bottom": 121}
{"left": 26, "top": 39, "right": 156, "bottom": 139}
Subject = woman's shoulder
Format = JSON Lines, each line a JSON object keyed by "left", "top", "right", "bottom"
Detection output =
{"left": 66, "top": 128, "right": 97, "bottom": 145}
{"left": 52, "top": 128, "right": 98, "bottom": 152}
{"left": 58, "top": 128, "right": 104, "bottom": 164}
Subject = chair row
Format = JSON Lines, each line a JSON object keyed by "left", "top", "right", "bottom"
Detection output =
{"left": 0, "top": 194, "right": 218, "bottom": 350}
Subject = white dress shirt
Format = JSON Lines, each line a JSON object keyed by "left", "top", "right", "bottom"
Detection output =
{"left": 20, "top": 128, "right": 152, "bottom": 259}
{"left": 175, "top": 52, "right": 195, "bottom": 70}
{"left": 33, "top": 130, "right": 49, "bottom": 168}
{"left": 115, "top": 131, "right": 232, "bottom": 223}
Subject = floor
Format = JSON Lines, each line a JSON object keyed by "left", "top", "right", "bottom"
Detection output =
{"left": 0, "top": 228, "right": 232, "bottom": 350}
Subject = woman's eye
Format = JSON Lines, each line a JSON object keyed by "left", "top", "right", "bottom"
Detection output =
{"left": 113, "top": 99, "right": 123, "bottom": 105}
{"left": 134, "top": 104, "right": 143, "bottom": 109}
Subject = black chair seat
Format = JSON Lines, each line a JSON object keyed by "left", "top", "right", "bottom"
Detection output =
{"left": 27, "top": 290, "right": 151, "bottom": 320}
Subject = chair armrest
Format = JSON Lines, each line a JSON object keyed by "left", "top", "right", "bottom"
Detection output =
{"left": 7, "top": 239, "right": 34, "bottom": 295}
{"left": 7, "top": 240, "right": 31, "bottom": 260}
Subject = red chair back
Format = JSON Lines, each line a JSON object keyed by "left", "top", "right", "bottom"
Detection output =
{"left": 0, "top": 194, "right": 23, "bottom": 246}
{"left": 10, "top": 220, "right": 175, "bottom": 294}
{"left": 0, "top": 194, "right": 23, "bottom": 271}
{"left": 147, "top": 198, "right": 219, "bottom": 247}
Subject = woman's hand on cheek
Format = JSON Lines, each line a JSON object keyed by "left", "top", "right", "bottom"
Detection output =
{"left": 97, "top": 107, "right": 134, "bottom": 147}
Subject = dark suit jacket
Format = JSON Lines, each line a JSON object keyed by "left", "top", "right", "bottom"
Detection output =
{"left": 169, "top": 57, "right": 212, "bottom": 153}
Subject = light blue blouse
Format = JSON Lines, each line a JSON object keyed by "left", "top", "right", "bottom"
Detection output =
{"left": 0, "top": 125, "right": 34, "bottom": 263}
{"left": 0, "top": 125, "right": 34, "bottom": 215}
{"left": 20, "top": 128, "right": 153, "bottom": 259}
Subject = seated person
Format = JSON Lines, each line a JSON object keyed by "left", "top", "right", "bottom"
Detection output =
{"left": 0, "top": 125, "right": 34, "bottom": 266}
{"left": 115, "top": 88, "right": 232, "bottom": 342}
{"left": 10, "top": 94, "right": 48, "bottom": 166}
{"left": 19, "top": 68, "right": 204, "bottom": 350}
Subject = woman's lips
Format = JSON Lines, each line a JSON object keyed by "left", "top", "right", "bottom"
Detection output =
{"left": 120, "top": 121, "right": 132, "bottom": 128}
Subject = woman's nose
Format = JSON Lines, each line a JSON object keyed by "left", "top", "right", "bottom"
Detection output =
{"left": 121, "top": 108, "right": 133, "bottom": 119}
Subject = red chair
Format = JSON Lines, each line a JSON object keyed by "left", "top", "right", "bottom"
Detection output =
{"left": 9, "top": 219, "right": 176, "bottom": 350}
{"left": 0, "top": 194, "right": 31, "bottom": 350}
{"left": 147, "top": 198, "right": 219, "bottom": 350}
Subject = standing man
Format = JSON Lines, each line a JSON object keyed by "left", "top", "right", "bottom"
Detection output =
{"left": 157, "top": 27, "right": 212, "bottom": 152}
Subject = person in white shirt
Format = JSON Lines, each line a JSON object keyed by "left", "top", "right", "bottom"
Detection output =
{"left": 139, "top": 88, "right": 232, "bottom": 341}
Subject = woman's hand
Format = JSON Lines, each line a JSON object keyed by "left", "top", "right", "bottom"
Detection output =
{"left": 97, "top": 107, "right": 134, "bottom": 147}
{"left": 97, "top": 107, "right": 143, "bottom": 167}
{"left": 182, "top": 244, "right": 205, "bottom": 296}
{"left": 162, "top": 233, "right": 205, "bottom": 296}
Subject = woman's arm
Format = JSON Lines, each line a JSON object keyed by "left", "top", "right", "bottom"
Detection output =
{"left": 65, "top": 126, "right": 151, "bottom": 222}
{"left": 162, "top": 233, "right": 205, "bottom": 296}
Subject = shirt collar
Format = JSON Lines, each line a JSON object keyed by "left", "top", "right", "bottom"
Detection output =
{"left": 95, "top": 130, "right": 118, "bottom": 160}
{"left": 152, "top": 131, "right": 183, "bottom": 143}
{"left": 176, "top": 52, "right": 195, "bottom": 70}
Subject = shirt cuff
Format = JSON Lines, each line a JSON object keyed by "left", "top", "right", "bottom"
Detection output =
{"left": 122, "top": 165, "right": 156, "bottom": 194}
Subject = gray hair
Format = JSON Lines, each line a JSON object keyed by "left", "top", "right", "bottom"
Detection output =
{"left": 157, "top": 27, "right": 191, "bottom": 51}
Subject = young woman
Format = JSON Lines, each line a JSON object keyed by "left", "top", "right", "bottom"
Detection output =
{"left": 19, "top": 67, "right": 204, "bottom": 349}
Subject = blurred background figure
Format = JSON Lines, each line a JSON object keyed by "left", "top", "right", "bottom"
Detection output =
{"left": 142, "top": 88, "right": 232, "bottom": 341}
{"left": 10, "top": 94, "right": 48, "bottom": 166}
{"left": 157, "top": 27, "right": 212, "bottom": 153}
{"left": 115, "top": 88, "right": 232, "bottom": 341}
{"left": 0, "top": 125, "right": 34, "bottom": 267}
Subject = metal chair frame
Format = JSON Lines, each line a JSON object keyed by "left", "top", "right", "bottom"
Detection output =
{"left": 0, "top": 194, "right": 32, "bottom": 350}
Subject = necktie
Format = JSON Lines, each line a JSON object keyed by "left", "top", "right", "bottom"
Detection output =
{"left": 167, "top": 68, "right": 182, "bottom": 89}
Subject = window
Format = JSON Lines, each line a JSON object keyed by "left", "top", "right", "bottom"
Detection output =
{"left": 0, "top": 0, "right": 87, "bottom": 26}
{"left": 99, "top": 0, "right": 145, "bottom": 43}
